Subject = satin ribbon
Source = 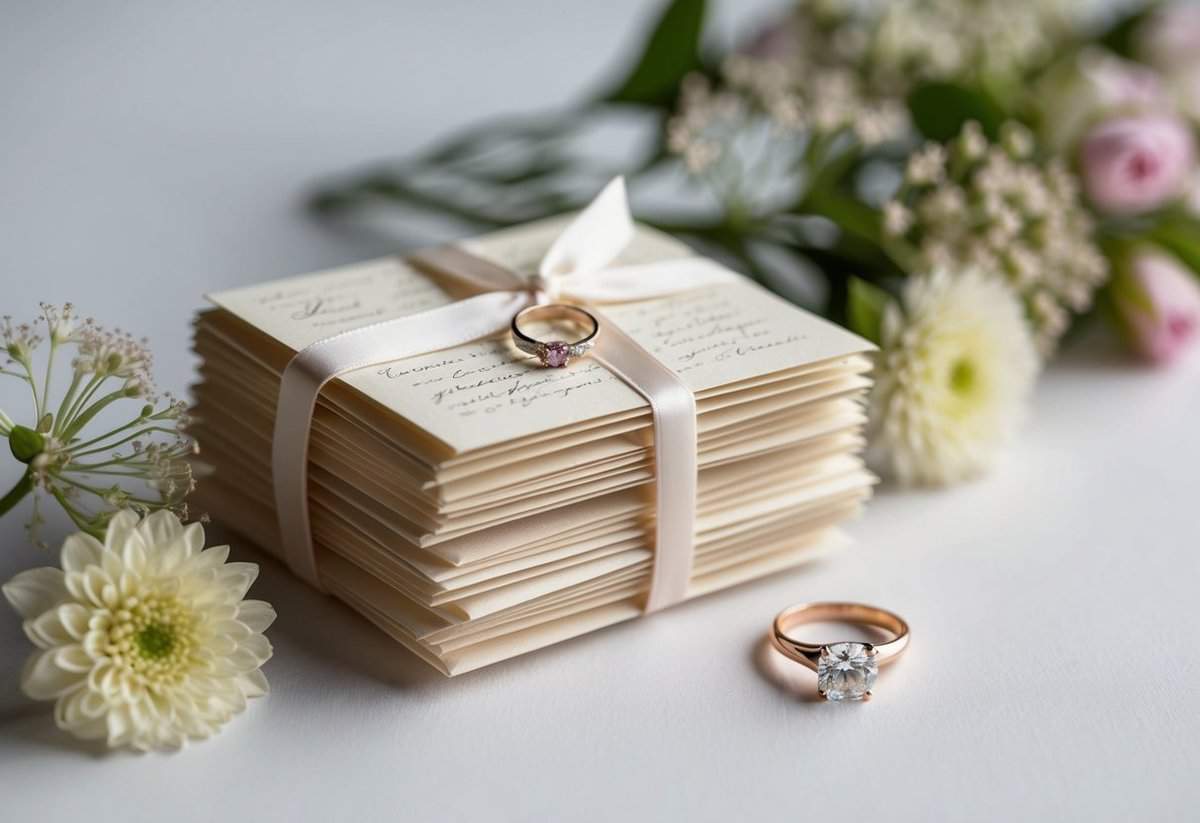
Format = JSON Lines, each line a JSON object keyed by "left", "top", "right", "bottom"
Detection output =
{"left": 271, "top": 178, "right": 738, "bottom": 612}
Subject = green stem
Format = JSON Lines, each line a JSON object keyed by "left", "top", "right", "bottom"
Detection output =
{"left": 70, "top": 426, "right": 177, "bottom": 458}
{"left": 60, "top": 389, "right": 126, "bottom": 442}
{"left": 53, "top": 370, "right": 83, "bottom": 437}
{"left": 68, "top": 416, "right": 152, "bottom": 453}
{"left": 48, "top": 486, "right": 98, "bottom": 534}
{"left": 0, "top": 469, "right": 34, "bottom": 519}
{"left": 21, "top": 362, "right": 40, "bottom": 420}
{"left": 55, "top": 474, "right": 161, "bottom": 507}
{"left": 60, "top": 467, "right": 154, "bottom": 478}
{"left": 39, "top": 340, "right": 57, "bottom": 421}
{"left": 57, "top": 373, "right": 105, "bottom": 437}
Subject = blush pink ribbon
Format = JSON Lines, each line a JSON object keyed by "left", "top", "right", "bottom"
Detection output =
{"left": 272, "top": 177, "right": 738, "bottom": 612}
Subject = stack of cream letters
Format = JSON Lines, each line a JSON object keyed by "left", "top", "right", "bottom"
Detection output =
{"left": 191, "top": 218, "right": 875, "bottom": 675}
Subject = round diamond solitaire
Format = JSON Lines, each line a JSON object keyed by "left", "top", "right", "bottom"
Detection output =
{"left": 817, "top": 642, "right": 878, "bottom": 701}
{"left": 771, "top": 602, "right": 909, "bottom": 702}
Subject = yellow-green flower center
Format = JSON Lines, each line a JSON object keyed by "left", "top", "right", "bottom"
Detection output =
{"left": 104, "top": 592, "right": 198, "bottom": 685}
{"left": 134, "top": 622, "right": 176, "bottom": 659}
{"left": 949, "top": 357, "right": 976, "bottom": 396}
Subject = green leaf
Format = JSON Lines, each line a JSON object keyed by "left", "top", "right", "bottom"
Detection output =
{"left": 602, "top": 0, "right": 708, "bottom": 107}
{"left": 8, "top": 425, "right": 44, "bottom": 463}
{"left": 1097, "top": 5, "right": 1157, "bottom": 59}
{"left": 800, "top": 188, "right": 882, "bottom": 246}
{"left": 1150, "top": 214, "right": 1200, "bottom": 277}
{"left": 846, "top": 277, "right": 890, "bottom": 345}
{"left": 906, "top": 82, "right": 1006, "bottom": 142}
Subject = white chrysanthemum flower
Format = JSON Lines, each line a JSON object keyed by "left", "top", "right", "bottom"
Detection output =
{"left": 868, "top": 269, "right": 1039, "bottom": 486}
{"left": 2, "top": 509, "right": 274, "bottom": 751}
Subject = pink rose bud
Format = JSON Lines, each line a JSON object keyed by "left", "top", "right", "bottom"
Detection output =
{"left": 1113, "top": 250, "right": 1200, "bottom": 365}
{"left": 1080, "top": 115, "right": 1195, "bottom": 215}
{"left": 1036, "top": 49, "right": 1165, "bottom": 152}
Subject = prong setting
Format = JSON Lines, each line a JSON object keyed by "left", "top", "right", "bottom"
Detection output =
{"left": 816, "top": 642, "right": 878, "bottom": 702}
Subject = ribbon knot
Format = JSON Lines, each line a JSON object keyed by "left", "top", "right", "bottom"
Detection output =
{"left": 272, "top": 177, "right": 741, "bottom": 613}
{"left": 526, "top": 272, "right": 559, "bottom": 303}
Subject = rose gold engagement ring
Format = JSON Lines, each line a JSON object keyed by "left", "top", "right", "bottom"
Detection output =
{"left": 771, "top": 602, "right": 910, "bottom": 702}
{"left": 511, "top": 303, "right": 599, "bottom": 368}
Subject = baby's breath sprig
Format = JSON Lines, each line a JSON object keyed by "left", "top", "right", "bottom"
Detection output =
{"left": 0, "top": 303, "right": 195, "bottom": 544}
{"left": 666, "top": 58, "right": 907, "bottom": 214}
{"left": 882, "top": 122, "right": 1110, "bottom": 355}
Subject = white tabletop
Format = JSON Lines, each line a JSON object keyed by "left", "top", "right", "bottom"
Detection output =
{"left": 2, "top": 3, "right": 1198, "bottom": 821}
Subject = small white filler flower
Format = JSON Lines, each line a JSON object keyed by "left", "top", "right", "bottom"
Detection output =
{"left": 2, "top": 509, "right": 274, "bottom": 751}
{"left": 868, "top": 269, "right": 1039, "bottom": 486}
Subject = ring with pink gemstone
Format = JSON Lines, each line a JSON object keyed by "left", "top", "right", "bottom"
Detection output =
{"left": 511, "top": 303, "right": 599, "bottom": 368}
{"left": 771, "top": 602, "right": 910, "bottom": 702}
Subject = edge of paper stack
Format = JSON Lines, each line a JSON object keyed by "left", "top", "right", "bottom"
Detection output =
{"left": 190, "top": 221, "right": 877, "bottom": 676}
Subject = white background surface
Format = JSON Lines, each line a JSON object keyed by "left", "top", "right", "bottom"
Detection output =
{"left": 2, "top": 2, "right": 1198, "bottom": 821}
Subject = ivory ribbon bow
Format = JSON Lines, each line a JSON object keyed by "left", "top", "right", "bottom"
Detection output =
{"left": 272, "top": 178, "right": 739, "bottom": 612}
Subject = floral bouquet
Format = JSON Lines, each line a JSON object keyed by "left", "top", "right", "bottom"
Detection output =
{"left": 1, "top": 306, "right": 274, "bottom": 750}
{"left": 311, "top": 0, "right": 1200, "bottom": 486}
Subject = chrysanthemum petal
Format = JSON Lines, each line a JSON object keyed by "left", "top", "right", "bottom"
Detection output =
{"left": 236, "top": 600, "right": 277, "bottom": 633}
{"left": 179, "top": 522, "right": 206, "bottom": 556}
{"left": 2, "top": 567, "right": 67, "bottom": 619}
{"left": 101, "top": 549, "right": 124, "bottom": 580}
{"left": 211, "top": 618, "right": 252, "bottom": 641}
{"left": 105, "top": 705, "right": 134, "bottom": 748}
{"left": 80, "top": 689, "right": 108, "bottom": 719}
{"left": 56, "top": 603, "right": 91, "bottom": 640}
{"left": 216, "top": 562, "right": 260, "bottom": 601}
{"left": 205, "top": 634, "right": 238, "bottom": 657}
{"left": 241, "top": 631, "right": 273, "bottom": 660}
{"left": 25, "top": 607, "right": 79, "bottom": 649}
{"left": 60, "top": 533, "right": 105, "bottom": 574}
{"left": 55, "top": 689, "right": 107, "bottom": 740}
{"left": 239, "top": 668, "right": 270, "bottom": 698}
{"left": 136, "top": 509, "right": 185, "bottom": 547}
{"left": 189, "top": 544, "right": 230, "bottom": 573}
{"left": 120, "top": 535, "right": 147, "bottom": 573}
{"left": 88, "top": 661, "right": 120, "bottom": 698}
{"left": 80, "top": 567, "right": 114, "bottom": 609}
{"left": 22, "top": 649, "right": 86, "bottom": 700}
{"left": 54, "top": 644, "right": 95, "bottom": 674}
{"left": 103, "top": 509, "right": 141, "bottom": 553}
{"left": 83, "top": 629, "right": 108, "bottom": 658}
{"left": 219, "top": 644, "right": 270, "bottom": 675}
